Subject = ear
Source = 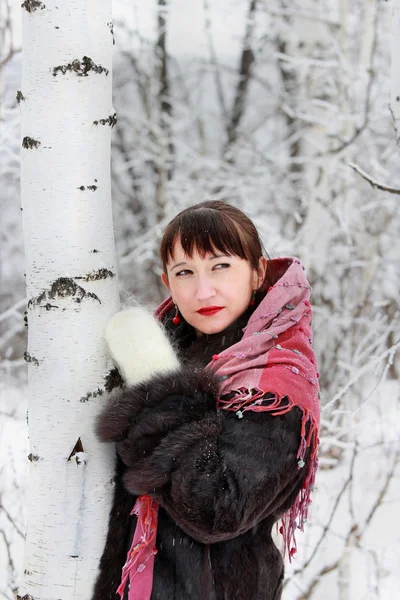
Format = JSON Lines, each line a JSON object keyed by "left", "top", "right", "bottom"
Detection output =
{"left": 161, "top": 272, "right": 170, "bottom": 291}
{"left": 255, "top": 256, "right": 268, "bottom": 289}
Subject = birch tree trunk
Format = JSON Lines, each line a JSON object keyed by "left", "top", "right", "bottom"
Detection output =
{"left": 283, "top": 0, "right": 334, "bottom": 274}
{"left": 391, "top": 0, "right": 400, "bottom": 144}
{"left": 18, "top": 1, "right": 119, "bottom": 598}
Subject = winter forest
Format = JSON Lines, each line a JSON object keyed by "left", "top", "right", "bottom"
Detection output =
{"left": 1, "top": 0, "right": 400, "bottom": 598}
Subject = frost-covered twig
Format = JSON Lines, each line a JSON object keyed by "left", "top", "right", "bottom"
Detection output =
{"left": 0, "top": 298, "right": 26, "bottom": 324}
{"left": 295, "top": 446, "right": 399, "bottom": 598}
{"left": 0, "top": 528, "right": 16, "bottom": 584}
{"left": 0, "top": 322, "right": 24, "bottom": 349}
{"left": 275, "top": 52, "right": 339, "bottom": 69}
{"left": 361, "top": 448, "right": 400, "bottom": 533}
{"left": 0, "top": 501, "right": 24, "bottom": 538}
{"left": 320, "top": 2, "right": 379, "bottom": 157}
{"left": 265, "top": 6, "right": 339, "bottom": 27}
{"left": 0, "top": 0, "right": 20, "bottom": 70}
{"left": 323, "top": 338, "right": 400, "bottom": 413}
{"left": 284, "top": 445, "right": 358, "bottom": 586}
{"left": 348, "top": 162, "right": 400, "bottom": 195}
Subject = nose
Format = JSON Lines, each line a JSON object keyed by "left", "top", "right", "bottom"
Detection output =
{"left": 195, "top": 274, "right": 216, "bottom": 301}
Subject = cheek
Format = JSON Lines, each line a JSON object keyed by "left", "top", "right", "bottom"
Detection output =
{"left": 170, "top": 283, "right": 192, "bottom": 306}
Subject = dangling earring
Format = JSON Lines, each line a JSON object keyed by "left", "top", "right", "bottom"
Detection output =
{"left": 250, "top": 290, "right": 256, "bottom": 306}
{"left": 172, "top": 304, "right": 181, "bottom": 325}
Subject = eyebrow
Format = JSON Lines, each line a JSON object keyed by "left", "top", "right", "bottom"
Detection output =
{"left": 169, "top": 254, "right": 228, "bottom": 272}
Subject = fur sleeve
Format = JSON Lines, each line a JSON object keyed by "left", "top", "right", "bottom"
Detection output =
{"left": 96, "top": 366, "right": 220, "bottom": 444}
{"left": 96, "top": 366, "right": 308, "bottom": 544}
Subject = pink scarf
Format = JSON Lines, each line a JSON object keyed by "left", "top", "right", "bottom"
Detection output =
{"left": 118, "top": 256, "right": 320, "bottom": 599}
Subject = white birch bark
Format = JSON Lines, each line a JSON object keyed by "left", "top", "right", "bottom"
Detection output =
{"left": 19, "top": 1, "right": 119, "bottom": 598}
{"left": 283, "top": 0, "right": 334, "bottom": 275}
{"left": 391, "top": 0, "right": 400, "bottom": 144}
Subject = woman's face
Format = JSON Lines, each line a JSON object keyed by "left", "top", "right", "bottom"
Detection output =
{"left": 162, "top": 240, "right": 267, "bottom": 336}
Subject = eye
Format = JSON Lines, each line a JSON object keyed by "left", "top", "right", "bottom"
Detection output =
{"left": 175, "top": 269, "right": 192, "bottom": 277}
{"left": 213, "top": 263, "right": 230, "bottom": 270}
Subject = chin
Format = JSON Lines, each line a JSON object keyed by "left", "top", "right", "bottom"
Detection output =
{"left": 192, "top": 315, "right": 235, "bottom": 336}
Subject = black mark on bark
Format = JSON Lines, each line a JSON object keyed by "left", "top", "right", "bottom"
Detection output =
{"left": 27, "top": 453, "right": 40, "bottom": 462}
{"left": 53, "top": 56, "right": 109, "bottom": 77}
{"left": 80, "top": 388, "right": 104, "bottom": 403}
{"left": 22, "top": 137, "right": 40, "bottom": 149}
{"left": 74, "top": 269, "right": 115, "bottom": 282}
{"left": 78, "top": 185, "right": 98, "bottom": 191}
{"left": 104, "top": 368, "right": 124, "bottom": 392}
{"left": 24, "top": 351, "right": 39, "bottom": 366}
{"left": 68, "top": 438, "right": 87, "bottom": 464}
{"left": 68, "top": 437, "right": 84, "bottom": 460}
{"left": 21, "top": 0, "right": 45, "bottom": 13}
{"left": 45, "top": 303, "right": 59, "bottom": 310}
{"left": 28, "top": 277, "right": 101, "bottom": 308}
{"left": 107, "top": 21, "right": 115, "bottom": 45}
{"left": 93, "top": 113, "right": 117, "bottom": 127}
{"left": 16, "top": 90, "right": 25, "bottom": 104}
{"left": 24, "top": 310, "right": 28, "bottom": 328}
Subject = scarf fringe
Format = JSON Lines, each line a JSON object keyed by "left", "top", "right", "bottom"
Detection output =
{"left": 117, "top": 495, "right": 159, "bottom": 600}
{"left": 218, "top": 389, "right": 319, "bottom": 562}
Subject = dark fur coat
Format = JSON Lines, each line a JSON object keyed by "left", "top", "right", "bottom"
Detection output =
{"left": 92, "top": 307, "right": 309, "bottom": 600}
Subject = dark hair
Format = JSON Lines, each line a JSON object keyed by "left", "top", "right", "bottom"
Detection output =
{"left": 160, "top": 201, "right": 269, "bottom": 289}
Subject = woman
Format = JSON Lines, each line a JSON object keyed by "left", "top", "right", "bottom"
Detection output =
{"left": 93, "top": 201, "right": 320, "bottom": 600}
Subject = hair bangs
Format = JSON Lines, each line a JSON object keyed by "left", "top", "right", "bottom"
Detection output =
{"left": 163, "top": 208, "right": 249, "bottom": 268}
{"left": 160, "top": 201, "right": 266, "bottom": 278}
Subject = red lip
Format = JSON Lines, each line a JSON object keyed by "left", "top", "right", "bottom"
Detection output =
{"left": 197, "top": 306, "right": 224, "bottom": 316}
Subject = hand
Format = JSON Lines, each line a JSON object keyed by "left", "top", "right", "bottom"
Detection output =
{"left": 104, "top": 306, "right": 180, "bottom": 386}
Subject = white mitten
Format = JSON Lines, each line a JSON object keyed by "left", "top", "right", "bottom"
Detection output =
{"left": 104, "top": 307, "right": 180, "bottom": 387}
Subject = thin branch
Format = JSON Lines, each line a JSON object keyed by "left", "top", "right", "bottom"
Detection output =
{"left": 0, "top": 528, "right": 16, "bottom": 580}
{"left": 0, "top": 501, "right": 24, "bottom": 538}
{"left": 260, "top": 3, "right": 340, "bottom": 27}
{"left": 0, "top": 0, "right": 16, "bottom": 69}
{"left": 296, "top": 447, "right": 400, "bottom": 598}
{"left": 0, "top": 409, "right": 20, "bottom": 420}
{"left": 297, "top": 560, "right": 340, "bottom": 600}
{"left": 361, "top": 448, "right": 400, "bottom": 533}
{"left": 284, "top": 445, "right": 358, "bottom": 586}
{"left": 0, "top": 298, "right": 26, "bottom": 324}
{"left": 275, "top": 52, "right": 339, "bottom": 69}
{"left": 348, "top": 162, "right": 400, "bottom": 195}
{"left": 119, "top": 49, "right": 151, "bottom": 119}
{"left": 317, "top": 1, "right": 379, "bottom": 157}
{"left": 323, "top": 338, "right": 400, "bottom": 413}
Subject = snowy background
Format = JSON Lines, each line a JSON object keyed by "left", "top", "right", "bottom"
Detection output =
{"left": 1, "top": 0, "right": 400, "bottom": 598}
